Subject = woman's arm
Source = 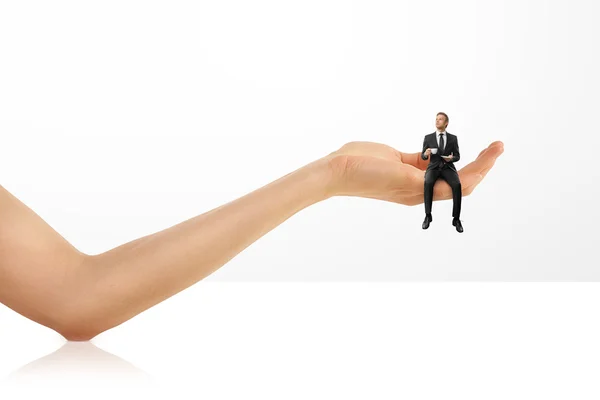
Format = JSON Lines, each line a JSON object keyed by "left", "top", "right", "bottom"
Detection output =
{"left": 0, "top": 140, "right": 503, "bottom": 341}
{"left": 0, "top": 184, "right": 90, "bottom": 337}
{"left": 0, "top": 156, "right": 336, "bottom": 341}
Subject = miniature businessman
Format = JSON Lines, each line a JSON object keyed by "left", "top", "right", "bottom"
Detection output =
{"left": 420, "top": 112, "right": 463, "bottom": 233}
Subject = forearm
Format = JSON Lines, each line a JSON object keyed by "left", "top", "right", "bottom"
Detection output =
{"left": 63, "top": 157, "right": 335, "bottom": 339}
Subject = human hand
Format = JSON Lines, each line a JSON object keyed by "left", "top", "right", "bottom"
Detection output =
{"left": 325, "top": 141, "right": 504, "bottom": 205}
{"left": 424, "top": 148, "right": 432, "bottom": 157}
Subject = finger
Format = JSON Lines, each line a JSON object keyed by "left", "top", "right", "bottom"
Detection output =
{"left": 478, "top": 142, "right": 504, "bottom": 178}
{"left": 476, "top": 141, "right": 502, "bottom": 158}
{"left": 397, "top": 152, "right": 429, "bottom": 171}
{"left": 464, "top": 174, "right": 484, "bottom": 195}
{"left": 460, "top": 141, "right": 504, "bottom": 176}
{"left": 435, "top": 142, "right": 503, "bottom": 199}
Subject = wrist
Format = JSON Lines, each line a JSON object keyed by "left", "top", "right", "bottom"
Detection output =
{"left": 300, "top": 154, "right": 339, "bottom": 202}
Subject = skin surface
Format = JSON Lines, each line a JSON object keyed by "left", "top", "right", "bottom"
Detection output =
{"left": 0, "top": 140, "right": 504, "bottom": 341}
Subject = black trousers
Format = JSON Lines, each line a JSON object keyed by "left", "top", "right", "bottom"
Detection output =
{"left": 424, "top": 166, "right": 462, "bottom": 219}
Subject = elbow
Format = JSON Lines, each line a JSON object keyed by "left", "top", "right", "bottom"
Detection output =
{"left": 10, "top": 255, "right": 112, "bottom": 341}
{"left": 49, "top": 300, "right": 106, "bottom": 342}
{"left": 53, "top": 304, "right": 119, "bottom": 341}
{"left": 57, "top": 327, "right": 99, "bottom": 342}
{"left": 54, "top": 315, "right": 104, "bottom": 342}
{"left": 45, "top": 260, "right": 110, "bottom": 341}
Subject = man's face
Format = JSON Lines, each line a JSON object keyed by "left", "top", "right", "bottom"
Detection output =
{"left": 436, "top": 114, "right": 447, "bottom": 131}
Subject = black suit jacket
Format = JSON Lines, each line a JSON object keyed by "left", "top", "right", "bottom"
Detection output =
{"left": 421, "top": 132, "right": 461, "bottom": 172}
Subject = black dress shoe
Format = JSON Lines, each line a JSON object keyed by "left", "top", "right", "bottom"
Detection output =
{"left": 454, "top": 219, "right": 463, "bottom": 233}
{"left": 422, "top": 215, "right": 432, "bottom": 229}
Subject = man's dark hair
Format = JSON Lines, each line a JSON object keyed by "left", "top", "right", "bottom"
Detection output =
{"left": 437, "top": 112, "right": 449, "bottom": 126}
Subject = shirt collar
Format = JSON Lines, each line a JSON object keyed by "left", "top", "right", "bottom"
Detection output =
{"left": 436, "top": 130, "right": 446, "bottom": 135}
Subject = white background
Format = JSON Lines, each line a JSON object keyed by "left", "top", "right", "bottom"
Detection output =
{"left": 1, "top": 0, "right": 599, "bottom": 398}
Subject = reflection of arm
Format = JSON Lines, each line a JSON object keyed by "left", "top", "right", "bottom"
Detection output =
{"left": 421, "top": 136, "right": 429, "bottom": 160}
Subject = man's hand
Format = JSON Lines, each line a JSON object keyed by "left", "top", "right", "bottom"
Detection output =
{"left": 442, "top": 153, "right": 453, "bottom": 161}
{"left": 424, "top": 148, "right": 432, "bottom": 157}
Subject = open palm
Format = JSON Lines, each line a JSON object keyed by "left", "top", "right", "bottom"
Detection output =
{"left": 327, "top": 140, "right": 504, "bottom": 205}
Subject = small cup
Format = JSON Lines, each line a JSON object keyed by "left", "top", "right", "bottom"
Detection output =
{"left": 431, "top": 148, "right": 438, "bottom": 154}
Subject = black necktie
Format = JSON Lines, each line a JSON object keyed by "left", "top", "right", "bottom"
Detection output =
{"left": 439, "top": 134, "right": 444, "bottom": 155}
